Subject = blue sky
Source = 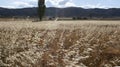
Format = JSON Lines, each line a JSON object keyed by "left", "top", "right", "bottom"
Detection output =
{"left": 0, "top": 0, "right": 120, "bottom": 8}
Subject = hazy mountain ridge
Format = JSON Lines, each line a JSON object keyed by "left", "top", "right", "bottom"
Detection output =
{"left": 0, "top": 7, "right": 120, "bottom": 18}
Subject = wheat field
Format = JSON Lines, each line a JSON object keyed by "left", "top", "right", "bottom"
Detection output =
{"left": 0, "top": 20, "right": 120, "bottom": 67}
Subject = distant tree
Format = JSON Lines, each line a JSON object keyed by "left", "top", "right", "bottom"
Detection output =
{"left": 72, "top": 17, "right": 76, "bottom": 20}
{"left": 38, "top": 0, "right": 46, "bottom": 21}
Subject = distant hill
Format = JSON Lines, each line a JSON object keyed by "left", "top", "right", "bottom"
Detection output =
{"left": 0, "top": 7, "right": 120, "bottom": 19}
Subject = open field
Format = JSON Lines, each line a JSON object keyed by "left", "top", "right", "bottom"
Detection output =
{"left": 0, "top": 20, "right": 120, "bottom": 67}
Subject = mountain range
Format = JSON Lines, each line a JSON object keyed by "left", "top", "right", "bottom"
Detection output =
{"left": 0, "top": 7, "right": 120, "bottom": 19}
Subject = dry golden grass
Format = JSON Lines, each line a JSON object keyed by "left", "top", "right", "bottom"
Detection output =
{"left": 0, "top": 20, "right": 120, "bottom": 67}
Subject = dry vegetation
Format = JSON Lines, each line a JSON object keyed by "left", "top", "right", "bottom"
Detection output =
{"left": 0, "top": 20, "right": 120, "bottom": 67}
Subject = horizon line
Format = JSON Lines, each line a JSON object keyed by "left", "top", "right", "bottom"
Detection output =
{"left": 0, "top": 6, "right": 120, "bottom": 9}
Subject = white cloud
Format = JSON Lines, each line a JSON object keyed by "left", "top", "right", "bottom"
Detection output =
{"left": 0, "top": 6, "right": 16, "bottom": 8}
{"left": 1, "top": 0, "right": 115, "bottom": 8}
{"left": 1, "top": 0, "right": 37, "bottom": 8}
{"left": 13, "top": 1, "right": 34, "bottom": 8}
{"left": 2, "top": 0, "right": 76, "bottom": 8}
{"left": 80, "top": 4, "right": 107, "bottom": 9}
{"left": 65, "top": 2, "right": 76, "bottom": 7}
{"left": 46, "top": 0, "right": 76, "bottom": 7}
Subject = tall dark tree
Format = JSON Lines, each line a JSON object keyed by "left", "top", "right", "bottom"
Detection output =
{"left": 38, "top": 0, "right": 46, "bottom": 21}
